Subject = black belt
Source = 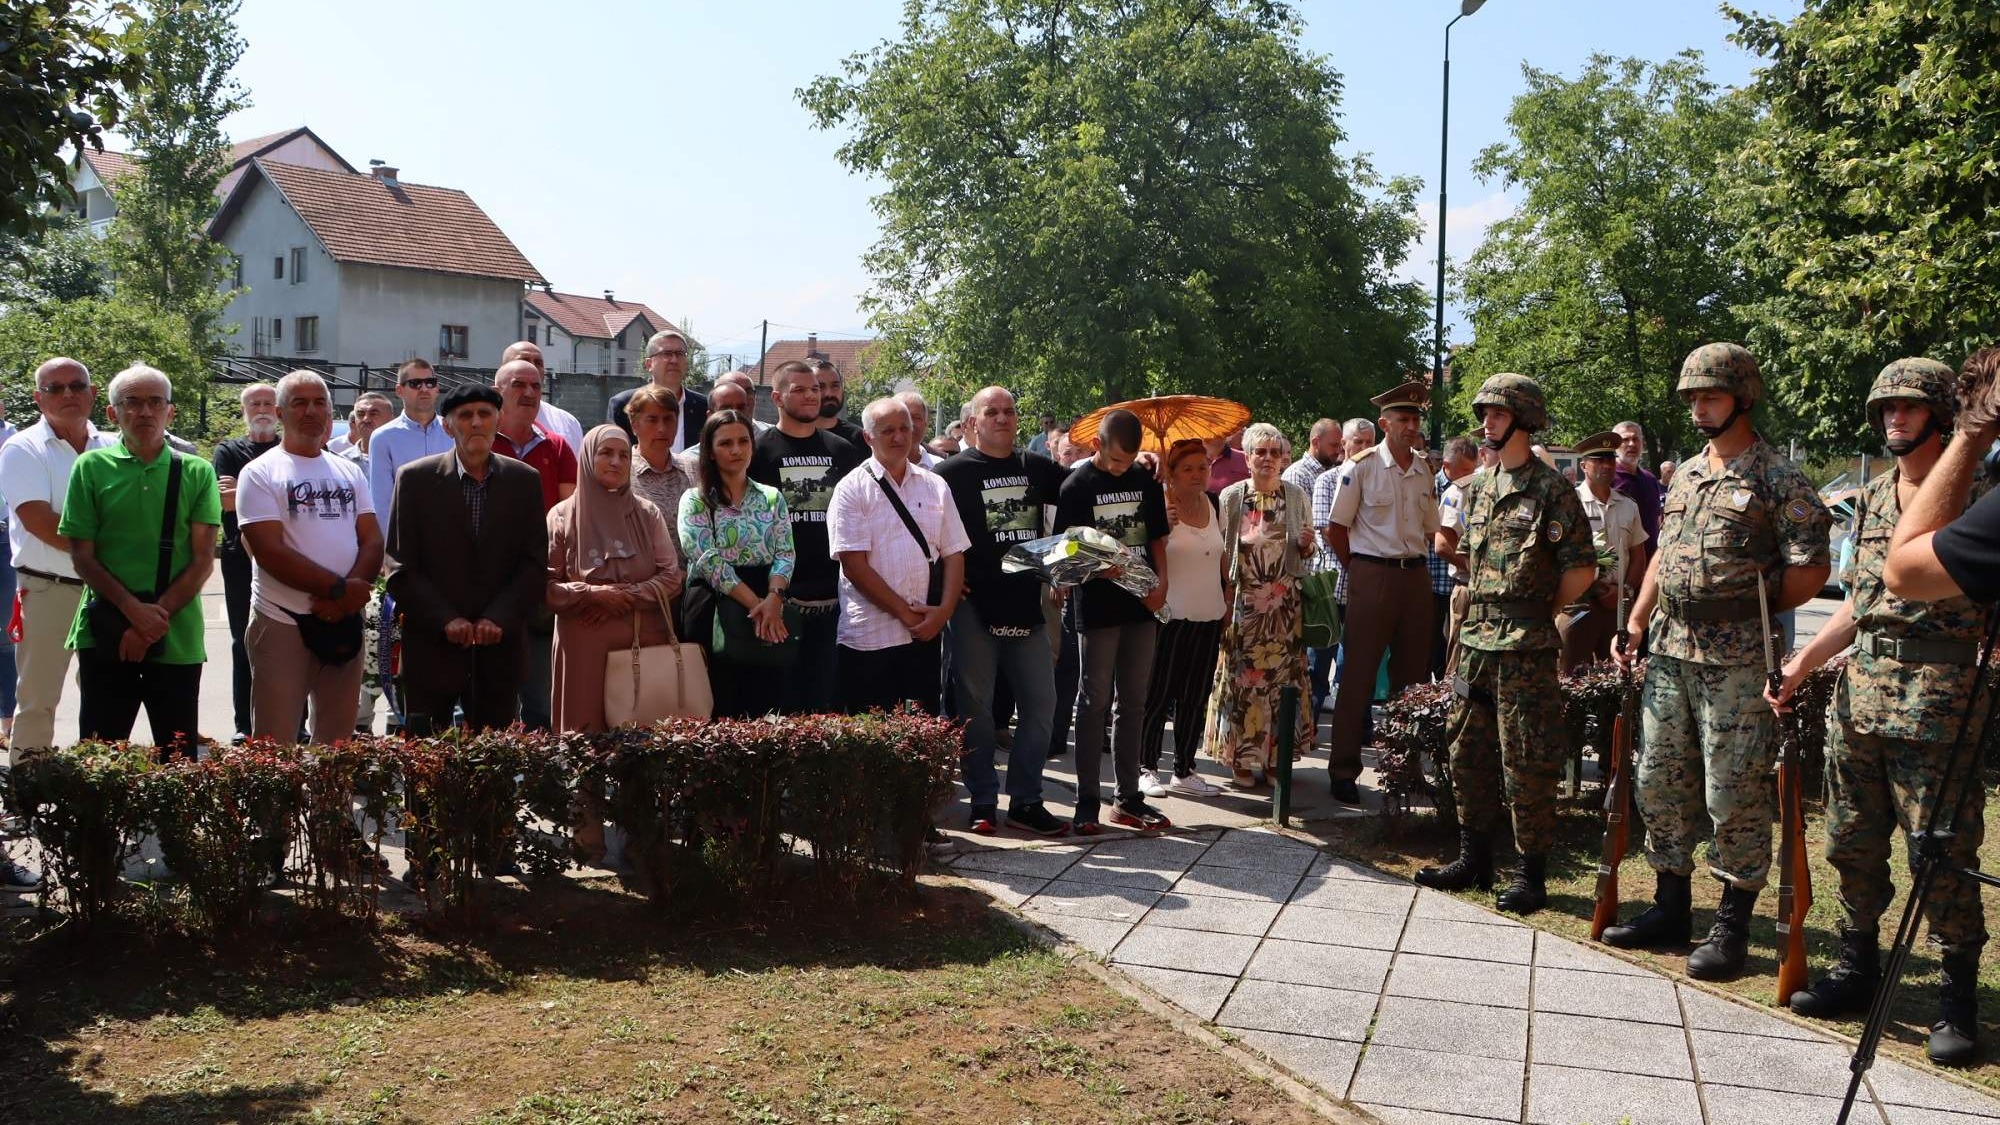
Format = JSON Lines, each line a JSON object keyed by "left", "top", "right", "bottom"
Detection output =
{"left": 17, "top": 566, "right": 83, "bottom": 588}
{"left": 1351, "top": 553, "right": 1427, "bottom": 570}
{"left": 1859, "top": 632, "right": 1980, "bottom": 666}
{"left": 1661, "top": 594, "right": 1762, "bottom": 623}
{"left": 1465, "top": 600, "right": 1549, "bottom": 623}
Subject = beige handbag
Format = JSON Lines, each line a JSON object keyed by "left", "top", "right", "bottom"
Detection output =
{"left": 603, "top": 589, "right": 713, "bottom": 725}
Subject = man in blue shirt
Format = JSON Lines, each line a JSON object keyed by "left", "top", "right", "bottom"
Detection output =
{"left": 367, "top": 359, "right": 453, "bottom": 519}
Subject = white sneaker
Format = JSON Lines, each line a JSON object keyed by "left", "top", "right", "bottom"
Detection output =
{"left": 1170, "top": 772, "right": 1222, "bottom": 797}
{"left": 1139, "top": 769, "right": 1170, "bottom": 798}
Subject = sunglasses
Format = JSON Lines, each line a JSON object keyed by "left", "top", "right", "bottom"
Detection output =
{"left": 401, "top": 377, "right": 440, "bottom": 389}
{"left": 38, "top": 381, "right": 90, "bottom": 395}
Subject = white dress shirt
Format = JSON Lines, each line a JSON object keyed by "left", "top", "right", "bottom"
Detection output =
{"left": 537, "top": 400, "right": 585, "bottom": 453}
{"left": 0, "top": 417, "right": 114, "bottom": 577}
{"left": 827, "top": 457, "right": 970, "bottom": 651}
{"left": 1577, "top": 480, "right": 1648, "bottom": 590}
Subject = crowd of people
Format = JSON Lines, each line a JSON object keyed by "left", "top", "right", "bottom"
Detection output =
{"left": 4, "top": 334, "right": 2000, "bottom": 1067}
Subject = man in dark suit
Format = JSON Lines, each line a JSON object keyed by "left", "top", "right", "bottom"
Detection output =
{"left": 608, "top": 329, "right": 706, "bottom": 451}
{"left": 386, "top": 385, "right": 547, "bottom": 732}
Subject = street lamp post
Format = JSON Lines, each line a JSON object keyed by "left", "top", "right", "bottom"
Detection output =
{"left": 1431, "top": 0, "right": 1486, "bottom": 450}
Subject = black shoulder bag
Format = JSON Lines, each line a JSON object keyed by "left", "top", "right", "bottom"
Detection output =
{"left": 86, "top": 452, "right": 183, "bottom": 660}
{"left": 876, "top": 468, "right": 945, "bottom": 606}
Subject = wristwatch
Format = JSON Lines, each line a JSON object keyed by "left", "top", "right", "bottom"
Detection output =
{"left": 326, "top": 576, "right": 348, "bottom": 602}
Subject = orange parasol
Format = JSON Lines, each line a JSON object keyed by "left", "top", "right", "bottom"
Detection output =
{"left": 1068, "top": 395, "right": 1252, "bottom": 455}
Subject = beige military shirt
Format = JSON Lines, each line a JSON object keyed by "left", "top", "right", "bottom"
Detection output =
{"left": 1326, "top": 441, "right": 1440, "bottom": 559}
{"left": 1576, "top": 481, "right": 1647, "bottom": 590}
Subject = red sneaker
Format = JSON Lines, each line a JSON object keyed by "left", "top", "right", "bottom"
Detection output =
{"left": 1110, "top": 802, "right": 1172, "bottom": 832}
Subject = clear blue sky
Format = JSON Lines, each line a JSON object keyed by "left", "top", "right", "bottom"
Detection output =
{"left": 212, "top": 0, "right": 1801, "bottom": 368}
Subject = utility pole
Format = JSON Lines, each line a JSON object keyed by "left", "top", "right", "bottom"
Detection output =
{"left": 757, "top": 319, "right": 769, "bottom": 384}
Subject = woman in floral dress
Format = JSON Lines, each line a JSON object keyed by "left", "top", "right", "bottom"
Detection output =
{"left": 1206, "top": 423, "right": 1317, "bottom": 786}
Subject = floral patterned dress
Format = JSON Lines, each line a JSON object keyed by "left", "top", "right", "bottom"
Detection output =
{"left": 1205, "top": 489, "right": 1314, "bottom": 774}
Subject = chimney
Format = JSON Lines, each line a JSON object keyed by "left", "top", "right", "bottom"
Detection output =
{"left": 807, "top": 332, "right": 819, "bottom": 357}
{"left": 604, "top": 289, "right": 616, "bottom": 305}
{"left": 368, "top": 159, "right": 398, "bottom": 184}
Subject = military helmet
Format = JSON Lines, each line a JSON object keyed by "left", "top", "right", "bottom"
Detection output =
{"left": 1470, "top": 373, "right": 1548, "bottom": 432}
{"left": 1865, "top": 358, "right": 1956, "bottom": 433}
{"left": 1676, "top": 342, "right": 1764, "bottom": 404}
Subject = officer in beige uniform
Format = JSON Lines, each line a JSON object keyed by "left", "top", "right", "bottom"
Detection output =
{"left": 1323, "top": 380, "right": 1440, "bottom": 803}
{"left": 1557, "top": 432, "right": 1648, "bottom": 671}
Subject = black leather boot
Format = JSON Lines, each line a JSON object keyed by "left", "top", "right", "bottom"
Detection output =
{"left": 1788, "top": 928, "right": 1880, "bottom": 1018}
{"left": 1929, "top": 951, "right": 1981, "bottom": 1067}
{"left": 1687, "top": 884, "right": 1758, "bottom": 981}
{"left": 1496, "top": 853, "right": 1547, "bottom": 914}
{"left": 1601, "top": 871, "right": 1692, "bottom": 949}
{"left": 1414, "top": 829, "right": 1493, "bottom": 891}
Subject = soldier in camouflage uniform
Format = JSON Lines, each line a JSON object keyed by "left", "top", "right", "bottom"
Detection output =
{"left": 1604, "top": 343, "right": 1832, "bottom": 982}
{"left": 1767, "top": 358, "right": 1988, "bottom": 1065}
{"left": 1414, "top": 375, "right": 1598, "bottom": 913}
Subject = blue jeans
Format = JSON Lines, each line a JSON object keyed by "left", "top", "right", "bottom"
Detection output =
{"left": 949, "top": 604, "right": 1054, "bottom": 811}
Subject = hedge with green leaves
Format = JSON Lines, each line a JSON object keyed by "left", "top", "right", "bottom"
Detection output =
{"left": 4, "top": 712, "right": 960, "bottom": 932}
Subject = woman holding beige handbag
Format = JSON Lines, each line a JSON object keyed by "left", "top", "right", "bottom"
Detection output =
{"left": 548, "top": 426, "right": 693, "bottom": 861}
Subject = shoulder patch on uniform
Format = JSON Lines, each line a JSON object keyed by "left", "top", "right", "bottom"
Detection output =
{"left": 1545, "top": 520, "right": 1564, "bottom": 542}
{"left": 1339, "top": 469, "right": 1354, "bottom": 486}
{"left": 1784, "top": 498, "right": 1810, "bottom": 523}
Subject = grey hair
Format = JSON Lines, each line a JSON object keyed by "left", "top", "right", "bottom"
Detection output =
{"left": 240, "top": 382, "right": 276, "bottom": 406}
{"left": 1613, "top": 420, "right": 1643, "bottom": 436}
{"left": 1342, "top": 417, "right": 1377, "bottom": 442}
{"left": 276, "top": 369, "right": 329, "bottom": 409}
{"left": 106, "top": 364, "right": 172, "bottom": 405}
{"left": 862, "top": 397, "right": 912, "bottom": 436}
{"left": 1243, "top": 422, "right": 1289, "bottom": 456}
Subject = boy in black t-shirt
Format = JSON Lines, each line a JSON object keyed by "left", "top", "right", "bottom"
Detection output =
{"left": 1052, "top": 409, "right": 1171, "bottom": 832}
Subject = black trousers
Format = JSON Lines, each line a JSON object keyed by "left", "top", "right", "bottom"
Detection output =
{"left": 1140, "top": 617, "right": 1223, "bottom": 776}
{"left": 222, "top": 550, "right": 253, "bottom": 737}
{"left": 1049, "top": 597, "right": 1081, "bottom": 756}
{"left": 400, "top": 641, "right": 525, "bottom": 734}
{"left": 838, "top": 639, "right": 943, "bottom": 715}
{"left": 76, "top": 648, "right": 202, "bottom": 761}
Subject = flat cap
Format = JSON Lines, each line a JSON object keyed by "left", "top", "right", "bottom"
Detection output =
{"left": 1370, "top": 380, "right": 1429, "bottom": 413}
{"left": 1574, "top": 431, "right": 1621, "bottom": 458}
{"left": 440, "top": 384, "right": 502, "bottom": 417}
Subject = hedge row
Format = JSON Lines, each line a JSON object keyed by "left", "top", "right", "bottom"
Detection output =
{"left": 4, "top": 712, "right": 960, "bottom": 932}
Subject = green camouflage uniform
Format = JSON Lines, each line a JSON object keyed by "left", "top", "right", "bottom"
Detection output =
{"left": 1639, "top": 437, "right": 1831, "bottom": 891}
{"left": 1826, "top": 468, "right": 1990, "bottom": 954}
{"left": 1446, "top": 457, "right": 1595, "bottom": 853}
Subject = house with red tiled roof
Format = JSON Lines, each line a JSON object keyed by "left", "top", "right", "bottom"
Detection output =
{"left": 207, "top": 158, "right": 544, "bottom": 366}
{"left": 522, "top": 288, "right": 687, "bottom": 377}
{"left": 66, "top": 125, "right": 353, "bottom": 236}
{"left": 736, "top": 334, "right": 882, "bottom": 390}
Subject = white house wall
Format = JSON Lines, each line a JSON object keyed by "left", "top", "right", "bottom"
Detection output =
{"left": 338, "top": 264, "right": 523, "bottom": 368}
{"left": 213, "top": 180, "right": 341, "bottom": 359}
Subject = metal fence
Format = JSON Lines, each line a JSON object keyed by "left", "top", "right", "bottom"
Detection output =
{"left": 207, "top": 355, "right": 647, "bottom": 429}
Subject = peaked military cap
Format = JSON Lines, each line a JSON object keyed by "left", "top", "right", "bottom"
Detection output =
{"left": 1370, "top": 380, "right": 1429, "bottom": 413}
{"left": 1574, "top": 431, "right": 1621, "bottom": 458}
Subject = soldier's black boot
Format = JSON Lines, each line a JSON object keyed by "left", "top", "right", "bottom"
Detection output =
{"left": 1929, "top": 951, "right": 1981, "bottom": 1067}
{"left": 1496, "top": 853, "right": 1547, "bottom": 915}
{"left": 1601, "top": 871, "right": 1692, "bottom": 949}
{"left": 1788, "top": 928, "right": 1879, "bottom": 1018}
{"left": 1414, "top": 829, "right": 1493, "bottom": 892}
{"left": 1686, "top": 884, "right": 1758, "bottom": 981}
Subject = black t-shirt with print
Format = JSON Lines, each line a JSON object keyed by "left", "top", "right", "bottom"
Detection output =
{"left": 937, "top": 447, "right": 1070, "bottom": 628}
{"left": 1053, "top": 460, "right": 1170, "bottom": 630}
{"left": 749, "top": 427, "right": 862, "bottom": 600}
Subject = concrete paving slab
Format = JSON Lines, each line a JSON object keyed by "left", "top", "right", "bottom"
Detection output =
{"left": 1350, "top": 1043, "right": 1524, "bottom": 1121}
{"left": 1701, "top": 1084, "right": 1874, "bottom": 1124}
{"left": 1356, "top": 1108, "right": 1514, "bottom": 1125}
{"left": 1526, "top": 1063, "right": 1701, "bottom": 1125}
{"left": 1386, "top": 952, "right": 1532, "bottom": 1009}
{"left": 1690, "top": 1027, "right": 1863, "bottom": 1098}
{"left": 1111, "top": 925, "right": 1260, "bottom": 977}
{"left": 1870, "top": 1061, "right": 2000, "bottom": 1120}
{"left": 1288, "top": 875, "right": 1418, "bottom": 915}
{"left": 945, "top": 844, "right": 1085, "bottom": 879}
{"left": 1398, "top": 916, "right": 1535, "bottom": 964}
{"left": 1243, "top": 938, "right": 1393, "bottom": 994}
{"left": 1886, "top": 1105, "right": 2000, "bottom": 1125}
{"left": 1142, "top": 891, "right": 1283, "bottom": 936}
{"left": 1533, "top": 965, "right": 1682, "bottom": 1025}
{"left": 950, "top": 870, "right": 1049, "bottom": 906}
{"left": 1232, "top": 1028, "right": 1364, "bottom": 1096}
{"left": 1059, "top": 856, "right": 1186, "bottom": 892}
{"left": 1308, "top": 853, "right": 1406, "bottom": 883}
{"left": 1675, "top": 982, "right": 1825, "bottom": 1042}
{"left": 1265, "top": 902, "right": 1408, "bottom": 950}
{"left": 1025, "top": 877, "right": 1161, "bottom": 921}
{"left": 1029, "top": 912, "right": 1132, "bottom": 953}
{"left": 1529, "top": 1011, "right": 1694, "bottom": 1080}
{"left": 1174, "top": 862, "right": 1309, "bottom": 902}
{"left": 1533, "top": 933, "right": 1651, "bottom": 977}
{"left": 1370, "top": 994, "right": 1529, "bottom": 1062}
{"left": 1116, "top": 965, "right": 1239, "bottom": 1023}
{"left": 1216, "top": 977, "right": 1379, "bottom": 1042}
{"left": 1409, "top": 888, "right": 1528, "bottom": 928}
{"left": 1198, "top": 832, "right": 1321, "bottom": 875}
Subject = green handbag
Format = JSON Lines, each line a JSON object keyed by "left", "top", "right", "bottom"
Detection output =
{"left": 1300, "top": 569, "right": 1343, "bottom": 649}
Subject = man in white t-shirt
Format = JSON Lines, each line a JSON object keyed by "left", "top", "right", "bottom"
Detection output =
{"left": 237, "top": 370, "right": 383, "bottom": 743}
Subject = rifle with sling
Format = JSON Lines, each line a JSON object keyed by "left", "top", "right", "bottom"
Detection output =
{"left": 1760, "top": 575, "right": 1812, "bottom": 1005}
{"left": 1590, "top": 585, "right": 1636, "bottom": 941}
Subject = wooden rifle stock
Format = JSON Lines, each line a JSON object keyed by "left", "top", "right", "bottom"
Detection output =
{"left": 1591, "top": 608, "right": 1637, "bottom": 941}
{"left": 1774, "top": 686, "right": 1812, "bottom": 1003}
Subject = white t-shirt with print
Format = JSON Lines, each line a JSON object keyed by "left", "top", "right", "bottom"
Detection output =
{"left": 235, "top": 448, "right": 375, "bottom": 618}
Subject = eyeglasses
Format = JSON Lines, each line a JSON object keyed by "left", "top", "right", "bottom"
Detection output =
{"left": 648, "top": 349, "right": 687, "bottom": 360}
{"left": 38, "top": 381, "right": 90, "bottom": 396}
{"left": 401, "top": 378, "right": 440, "bottom": 389}
{"left": 117, "top": 396, "right": 170, "bottom": 412}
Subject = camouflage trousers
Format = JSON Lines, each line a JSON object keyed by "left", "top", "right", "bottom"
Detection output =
{"left": 1445, "top": 646, "right": 1563, "bottom": 854}
{"left": 1637, "top": 654, "right": 1776, "bottom": 891}
{"left": 1826, "top": 719, "right": 1989, "bottom": 954}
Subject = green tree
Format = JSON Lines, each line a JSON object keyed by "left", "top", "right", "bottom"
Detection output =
{"left": 0, "top": 293, "right": 203, "bottom": 424}
{"left": 800, "top": 0, "right": 1427, "bottom": 435}
{"left": 1725, "top": 1, "right": 2000, "bottom": 448}
{"left": 0, "top": 0, "right": 142, "bottom": 244}
{"left": 106, "top": 0, "right": 246, "bottom": 363}
{"left": 0, "top": 213, "right": 113, "bottom": 305}
{"left": 1453, "top": 52, "right": 1760, "bottom": 459}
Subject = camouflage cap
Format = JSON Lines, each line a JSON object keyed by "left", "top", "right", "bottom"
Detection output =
{"left": 1676, "top": 342, "right": 1763, "bottom": 404}
{"left": 1369, "top": 380, "right": 1429, "bottom": 413}
{"left": 1573, "top": 430, "right": 1620, "bottom": 458}
{"left": 1470, "top": 372, "right": 1548, "bottom": 432}
{"left": 1866, "top": 357, "right": 1956, "bottom": 433}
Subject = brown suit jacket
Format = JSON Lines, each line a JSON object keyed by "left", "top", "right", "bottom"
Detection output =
{"left": 386, "top": 450, "right": 547, "bottom": 702}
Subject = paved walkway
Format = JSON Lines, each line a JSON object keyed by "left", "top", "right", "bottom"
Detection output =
{"left": 943, "top": 826, "right": 2000, "bottom": 1125}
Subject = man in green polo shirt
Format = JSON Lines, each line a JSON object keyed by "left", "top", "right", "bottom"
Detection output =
{"left": 59, "top": 364, "right": 221, "bottom": 760}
